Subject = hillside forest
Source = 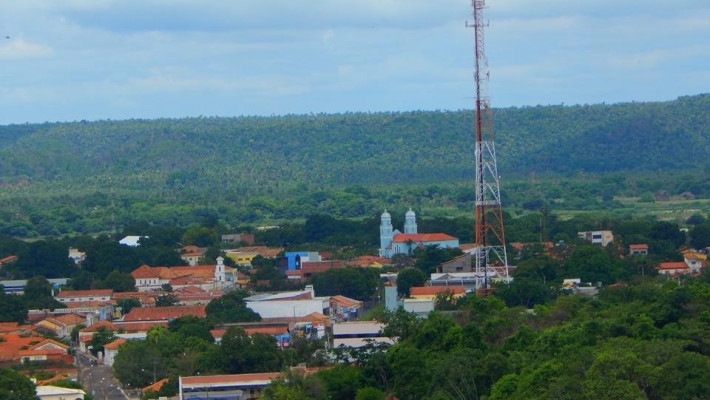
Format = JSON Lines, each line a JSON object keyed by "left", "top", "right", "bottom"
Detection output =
{"left": 0, "top": 94, "right": 708, "bottom": 238}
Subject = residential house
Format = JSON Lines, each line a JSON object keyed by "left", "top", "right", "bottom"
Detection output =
{"left": 0, "top": 278, "right": 69, "bottom": 295}
{"left": 0, "top": 255, "right": 18, "bottom": 269}
{"left": 103, "top": 338, "right": 126, "bottom": 367}
{"left": 68, "top": 248, "right": 86, "bottom": 264}
{"left": 119, "top": 235, "right": 147, "bottom": 247}
{"left": 211, "top": 323, "right": 291, "bottom": 348}
{"left": 180, "top": 252, "right": 204, "bottom": 267}
{"left": 285, "top": 260, "right": 346, "bottom": 280}
{"left": 36, "top": 385, "right": 86, "bottom": 400}
{"left": 409, "top": 286, "right": 466, "bottom": 300}
{"left": 225, "top": 251, "right": 260, "bottom": 267}
{"left": 233, "top": 246, "right": 283, "bottom": 259}
{"left": 56, "top": 289, "right": 113, "bottom": 304}
{"left": 131, "top": 257, "right": 233, "bottom": 291}
{"left": 329, "top": 295, "right": 362, "bottom": 322}
{"left": 656, "top": 262, "right": 689, "bottom": 276}
{"left": 577, "top": 230, "right": 614, "bottom": 247}
{"left": 78, "top": 321, "right": 169, "bottom": 351}
{"left": 121, "top": 305, "right": 207, "bottom": 323}
{"left": 179, "top": 372, "right": 283, "bottom": 400}
{"left": 34, "top": 314, "right": 86, "bottom": 338}
{"left": 332, "top": 321, "right": 394, "bottom": 348}
{"left": 629, "top": 244, "right": 649, "bottom": 256}
{"left": 344, "top": 255, "right": 390, "bottom": 268}
{"left": 438, "top": 253, "right": 473, "bottom": 273}
{"left": 244, "top": 286, "right": 330, "bottom": 320}
{"left": 221, "top": 233, "right": 255, "bottom": 245}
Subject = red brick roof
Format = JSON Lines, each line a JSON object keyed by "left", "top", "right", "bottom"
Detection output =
{"left": 81, "top": 320, "right": 116, "bottom": 332}
{"left": 410, "top": 286, "right": 465, "bottom": 296}
{"left": 181, "top": 372, "right": 282, "bottom": 386}
{"left": 104, "top": 338, "right": 126, "bottom": 350}
{"left": 236, "top": 246, "right": 284, "bottom": 258}
{"left": 131, "top": 265, "right": 163, "bottom": 279}
{"left": 330, "top": 295, "right": 362, "bottom": 308}
{"left": 657, "top": 262, "right": 688, "bottom": 270}
{"left": 0, "top": 322, "right": 20, "bottom": 333}
{"left": 122, "top": 305, "right": 206, "bottom": 322}
{"left": 52, "top": 313, "right": 86, "bottom": 326}
{"left": 56, "top": 289, "right": 113, "bottom": 298}
{"left": 392, "top": 233, "right": 457, "bottom": 243}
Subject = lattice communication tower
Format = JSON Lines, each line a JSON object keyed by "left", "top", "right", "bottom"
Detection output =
{"left": 469, "top": 0, "right": 509, "bottom": 289}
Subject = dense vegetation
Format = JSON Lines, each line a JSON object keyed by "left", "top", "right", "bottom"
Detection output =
{"left": 0, "top": 95, "right": 708, "bottom": 237}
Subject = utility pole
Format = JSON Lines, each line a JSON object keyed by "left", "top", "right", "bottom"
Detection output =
{"left": 468, "top": 0, "right": 509, "bottom": 293}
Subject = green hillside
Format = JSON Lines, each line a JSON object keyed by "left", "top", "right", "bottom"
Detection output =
{"left": 0, "top": 94, "right": 708, "bottom": 236}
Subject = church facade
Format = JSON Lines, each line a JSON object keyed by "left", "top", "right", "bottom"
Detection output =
{"left": 379, "top": 209, "right": 459, "bottom": 258}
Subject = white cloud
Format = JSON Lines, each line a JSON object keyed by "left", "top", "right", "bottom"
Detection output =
{"left": 0, "top": 38, "right": 52, "bottom": 60}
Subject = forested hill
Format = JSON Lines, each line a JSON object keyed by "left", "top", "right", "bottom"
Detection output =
{"left": 0, "top": 94, "right": 708, "bottom": 189}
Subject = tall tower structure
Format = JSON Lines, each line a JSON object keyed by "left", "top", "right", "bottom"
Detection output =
{"left": 469, "top": 0, "right": 509, "bottom": 288}
{"left": 379, "top": 210, "right": 393, "bottom": 257}
{"left": 403, "top": 208, "right": 418, "bottom": 234}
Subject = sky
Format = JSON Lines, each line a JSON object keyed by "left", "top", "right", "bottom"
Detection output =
{"left": 0, "top": 0, "right": 708, "bottom": 124}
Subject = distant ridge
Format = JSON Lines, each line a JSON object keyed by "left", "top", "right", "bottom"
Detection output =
{"left": 0, "top": 94, "right": 708, "bottom": 189}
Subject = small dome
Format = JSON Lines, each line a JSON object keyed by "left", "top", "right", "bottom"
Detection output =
{"left": 406, "top": 208, "right": 416, "bottom": 217}
{"left": 381, "top": 209, "right": 391, "bottom": 218}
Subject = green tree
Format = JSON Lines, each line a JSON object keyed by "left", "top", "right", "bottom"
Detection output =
{"left": 396, "top": 268, "right": 426, "bottom": 297}
{"left": 99, "top": 270, "right": 136, "bottom": 292}
{"left": 113, "top": 340, "right": 165, "bottom": 387}
{"left": 22, "top": 276, "right": 65, "bottom": 310}
{"left": 0, "top": 368, "right": 39, "bottom": 400}
{"left": 205, "top": 289, "right": 261, "bottom": 323}
{"left": 689, "top": 222, "right": 710, "bottom": 249}
{"left": 89, "top": 326, "right": 116, "bottom": 357}
{"left": 11, "top": 240, "right": 75, "bottom": 279}
{"left": 311, "top": 268, "right": 380, "bottom": 300}
{"left": 0, "top": 289, "right": 27, "bottom": 323}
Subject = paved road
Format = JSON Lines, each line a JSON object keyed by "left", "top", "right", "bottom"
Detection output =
{"left": 77, "top": 352, "right": 130, "bottom": 400}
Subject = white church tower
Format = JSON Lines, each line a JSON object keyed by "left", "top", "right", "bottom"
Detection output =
{"left": 403, "top": 208, "right": 417, "bottom": 234}
{"left": 379, "top": 210, "right": 393, "bottom": 257}
{"left": 215, "top": 256, "right": 226, "bottom": 284}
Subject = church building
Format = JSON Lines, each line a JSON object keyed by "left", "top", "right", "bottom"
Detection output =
{"left": 379, "top": 209, "right": 459, "bottom": 258}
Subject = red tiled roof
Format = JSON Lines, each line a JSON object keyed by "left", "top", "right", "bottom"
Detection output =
{"left": 17, "top": 348, "right": 63, "bottom": 356}
{"left": 52, "top": 313, "right": 86, "bottom": 326}
{"left": 244, "top": 326, "right": 289, "bottom": 335}
{"left": 56, "top": 289, "right": 113, "bottom": 298}
{"left": 0, "top": 255, "right": 18, "bottom": 263}
{"left": 330, "top": 295, "right": 362, "bottom": 308}
{"left": 143, "top": 377, "right": 169, "bottom": 393}
{"left": 410, "top": 286, "right": 466, "bottom": 296}
{"left": 131, "top": 265, "right": 163, "bottom": 279}
{"left": 392, "top": 233, "right": 458, "bottom": 243}
{"left": 111, "top": 321, "right": 168, "bottom": 332}
{"left": 236, "top": 246, "right": 283, "bottom": 258}
{"left": 629, "top": 244, "right": 649, "bottom": 250}
{"left": 657, "top": 262, "right": 688, "bottom": 270}
{"left": 81, "top": 320, "right": 117, "bottom": 332}
{"left": 0, "top": 322, "right": 20, "bottom": 333}
{"left": 64, "top": 300, "right": 113, "bottom": 308}
{"left": 122, "top": 305, "right": 206, "bottom": 322}
{"left": 104, "top": 338, "right": 126, "bottom": 350}
{"left": 181, "top": 372, "right": 282, "bottom": 386}
{"left": 30, "top": 338, "right": 69, "bottom": 348}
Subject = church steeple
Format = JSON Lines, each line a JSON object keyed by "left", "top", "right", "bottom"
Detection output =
{"left": 404, "top": 208, "right": 417, "bottom": 234}
{"left": 379, "top": 210, "right": 393, "bottom": 257}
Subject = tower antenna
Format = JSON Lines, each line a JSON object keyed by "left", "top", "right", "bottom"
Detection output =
{"left": 468, "top": 0, "right": 509, "bottom": 292}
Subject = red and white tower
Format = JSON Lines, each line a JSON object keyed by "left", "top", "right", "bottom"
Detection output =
{"left": 469, "top": 0, "right": 509, "bottom": 289}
